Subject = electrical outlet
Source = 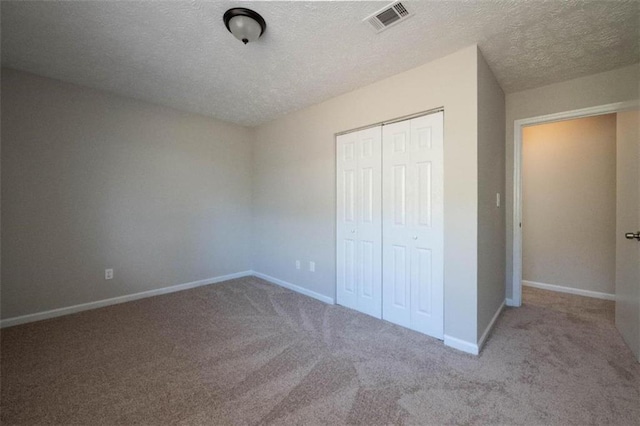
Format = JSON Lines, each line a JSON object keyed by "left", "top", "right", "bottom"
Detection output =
{"left": 105, "top": 268, "right": 113, "bottom": 280}
{"left": 296, "top": 260, "right": 301, "bottom": 270}
{"left": 309, "top": 261, "right": 315, "bottom": 272}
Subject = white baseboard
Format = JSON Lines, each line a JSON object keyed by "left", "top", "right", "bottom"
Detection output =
{"left": 522, "top": 280, "right": 615, "bottom": 301}
{"left": 0, "top": 270, "right": 253, "bottom": 328}
{"left": 444, "top": 335, "right": 479, "bottom": 355}
{"left": 505, "top": 298, "right": 518, "bottom": 307}
{"left": 251, "top": 271, "right": 335, "bottom": 305}
{"left": 478, "top": 300, "right": 505, "bottom": 352}
{"left": 444, "top": 300, "right": 505, "bottom": 356}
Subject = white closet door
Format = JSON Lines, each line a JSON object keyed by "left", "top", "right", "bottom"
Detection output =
{"left": 336, "top": 127, "right": 382, "bottom": 318}
{"left": 337, "top": 131, "right": 359, "bottom": 311}
{"left": 382, "top": 112, "right": 444, "bottom": 339}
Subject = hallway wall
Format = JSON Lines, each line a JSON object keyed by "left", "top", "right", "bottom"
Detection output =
{"left": 522, "top": 114, "right": 616, "bottom": 295}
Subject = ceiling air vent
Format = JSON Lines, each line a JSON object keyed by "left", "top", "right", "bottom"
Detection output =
{"left": 364, "top": 1, "right": 412, "bottom": 33}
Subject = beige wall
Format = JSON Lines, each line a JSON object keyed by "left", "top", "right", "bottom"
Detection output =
{"left": 523, "top": 115, "right": 616, "bottom": 294}
{"left": 1, "top": 69, "right": 253, "bottom": 319}
{"left": 615, "top": 110, "right": 640, "bottom": 362}
{"left": 3, "top": 46, "right": 507, "bottom": 349}
{"left": 477, "top": 51, "right": 506, "bottom": 337}
{"left": 505, "top": 64, "right": 640, "bottom": 299}
{"left": 252, "top": 45, "right": 484, "bottom": 345}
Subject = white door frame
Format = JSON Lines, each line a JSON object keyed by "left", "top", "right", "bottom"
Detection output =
{"left": 510, "top": 100, "right": 639, "bottom": 307}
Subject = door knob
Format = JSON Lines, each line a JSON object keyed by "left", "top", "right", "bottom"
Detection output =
{"left": 351, "top": 230, "right": 356, "bottom": 234}
{"left": 625, "top": 232, "right": 640, "bottom": 241}
{"left": 413, "top": 236, "right": 418, "bottom": 240}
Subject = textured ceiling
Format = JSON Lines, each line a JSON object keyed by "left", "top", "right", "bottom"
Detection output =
{"left": 2, "top": 1, "right": 638, "bottom": 126}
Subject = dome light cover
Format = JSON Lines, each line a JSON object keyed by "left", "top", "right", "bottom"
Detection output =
{"left": 223, "top": 8, "right": 266, "bottom": 45}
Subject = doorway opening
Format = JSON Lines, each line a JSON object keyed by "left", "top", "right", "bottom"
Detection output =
{"left": 520, "top": 114, "right": 616, "bottom": 320}
{"left": 522, "top": 114, "right": 616, "bottom": 299}
{"left": 511, "top": 100, "right": 640, "bottom": 361}
{"left": 511, "top": 101, "right": 639, "bottom": 307}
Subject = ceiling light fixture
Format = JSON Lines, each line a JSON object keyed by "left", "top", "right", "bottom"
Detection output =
{"left": 223, "top": 8, "right": 266, "bottom": 45}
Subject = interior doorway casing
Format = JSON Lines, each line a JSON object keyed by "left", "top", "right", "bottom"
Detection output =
{"left": 510, "top": 100, "right": 640, "bottom": 307}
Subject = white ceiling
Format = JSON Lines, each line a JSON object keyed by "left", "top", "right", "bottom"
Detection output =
{"left": 2, "top": 1, "right": 638, "bottom": 126}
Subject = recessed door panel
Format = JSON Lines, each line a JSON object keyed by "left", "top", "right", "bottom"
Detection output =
{"left": 361, "top": 240, "right": 374, "bottom": 298}
{"left": 394, "top": 133, "right": 406, "bottom": 153}
{"left": 344, "top": 142, "right": 355, "bottom": 161}
{"left": 393, "top": 165, "right": 407, "bottom": 226}
{"left": 362, "top": 137, "right": 373, "bottom": 158}
{"left": 416, "top": 126, "right": 432, "bottom": 150}
{"left": 417, "top": 161, "right": 432, "bottom": 228}
{"left": 344, "top": 240, "right": 356, "bottom": 293}
{"left": 380, "top": 243, "right": 411, "bottom": 328}
{"left": 392, "top": 246, "right": 408, "bottom": 307}
{"left": 415, "top": 248, "right": 432, "bottom": 315}
{"left": 343, "top": 170, "right": 355, "bottom": 222}
{"left": 361, "top": 168, "right": 373, "bottom": 223}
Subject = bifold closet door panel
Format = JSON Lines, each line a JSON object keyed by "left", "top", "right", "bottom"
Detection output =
{"left": 382, "top": 119, "right": 412, "bottom": 328}
{"left": 356, "top": 127, "right": 383, "bottom": 319}
{"left": 382, "top": 112, "right": 444, "bottom": 339}
{"left": 336, "top": 127, "right": 382, "bottom": 318}
{"left": 337, "top": 131, "right": 359, "bottom": 311}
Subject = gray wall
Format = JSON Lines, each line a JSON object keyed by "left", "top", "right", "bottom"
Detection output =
{"left": 252, "top": 45, "right": 482, "bottom": 344}
{"left": 477, "top": 51, "right": 506, "bottom": 338}
{"left": 505, "top": 64, "right": 640, "bottom": 300}
{"left": 523, "top": 115, "right": 616, "bottom": 294}
{"left": 1, "top": 69, "right": 253, "bottom": 319}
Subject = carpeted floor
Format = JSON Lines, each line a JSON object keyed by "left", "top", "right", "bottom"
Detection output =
{"left": 1, "top": 277, "right": 639, "bottom": 425}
